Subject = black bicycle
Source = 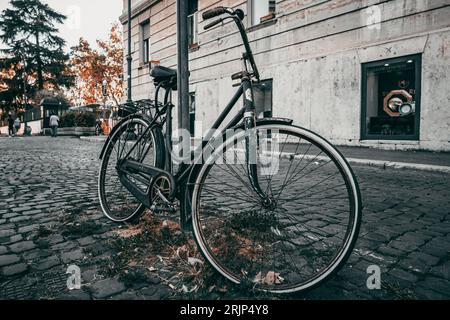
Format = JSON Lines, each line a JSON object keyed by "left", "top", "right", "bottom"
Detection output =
{"left": 98, "top": 7, "right": 362, "bottom": 294}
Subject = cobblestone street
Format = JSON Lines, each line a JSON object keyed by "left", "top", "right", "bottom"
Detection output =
{"left": 0, "top": 137, "right": 449, "bottom": 300}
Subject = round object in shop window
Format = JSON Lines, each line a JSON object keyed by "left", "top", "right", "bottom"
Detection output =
{"left": 383, "top": 89, "right": 413, "bottom": 117}
{"left": 399, "top": 103, "right": 415, "bottom": 116}
{"left": 387, "top": 97, "right": 403, "bottom": 113}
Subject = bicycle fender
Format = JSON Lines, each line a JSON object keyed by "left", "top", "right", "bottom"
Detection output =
{"left": 234, "top": 117, "right": 293, "bottom": 130}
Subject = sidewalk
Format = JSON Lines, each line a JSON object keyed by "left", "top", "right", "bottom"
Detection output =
{"left": 80, "top": 136, "right": 107, "bottom": 143}
{"left": 336, "top": 146, "right": 450, "bottom": 173}
{"left": 79, "top": 135, "right": 450, "bottom": 173}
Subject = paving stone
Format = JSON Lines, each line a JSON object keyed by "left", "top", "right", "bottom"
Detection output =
{"left": 9, "top": 234, "right": 23, "bottom": 244}
{"left": 417, "top": 277, "right": 450, "bottom": 295}
{"left": 0, "top": 229, "right": 15, "bottom": 238}
{"left": 430, "top": 261, "right": 450, "bottom": 279}
{"left": 81, "top": 269, "right": 99, "bottom": 283}
{"left": 77, "top": 236, "right": 95, "bottom": 246}
{"left": 91, "top": 278, "right": 126, "bottom": 299}
{"left": 10, "top": 241, "right": 36, "bottom": 253}
{"left": 34, "top": 256, "right": 61, "bottom": 271}
{"left": 388, "top": 268, "right": 419, "bottom": 284}
{"left": 0, "top": 254, "right": 21, "bottom": 267}
{"left": 47, "top": 234, "right": 65, "bottom": 245}
{"left": 10, "top": 216, "right": 31, "bottom": 223}
{"left": 1, "top": 263, "right": 28, "bottom": 276}
{"left": 18, "top": 224, "right": 39, "bottom": 234}
{"left": 142, "top": 286, "right": 170, "bottom": 300}
{"left": 0, "top": 245, "right": 8, "bottom": 255}
{"left": 23, "top": 249, "right": 52, "bottom": 261}
{"left": 52, "top": 241, "right": 77, "bottom": 251}
{"left": 61, "top": 249, "right": 84, "bottom": 263}
{"left": 414, "top": 287, "right": 447, "bottom": 300}
{"left": 56, "top": 290, "right": 92, "bottom": 300}
{"left": 2, "top": 213, "right": 18, "bottom": 219}
{"left": 111, "top": 292, "right": 141, "bottom": 300}
{"left": 11, "top": 207, "right": 32, "bottom": 213}
{"left": 23, "top": 209, "right": 42, "bottom": 215}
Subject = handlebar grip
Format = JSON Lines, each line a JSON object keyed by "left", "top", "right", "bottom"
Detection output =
{"left": 202, "top": 6, "right": 227, "bottom": 20}
{"left": 204, "top": 18, "right": 222, "bottom": 30}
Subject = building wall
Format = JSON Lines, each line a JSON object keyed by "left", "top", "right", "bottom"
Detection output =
{"left": 121, "top": 0, "right": 450, "bottom": 151}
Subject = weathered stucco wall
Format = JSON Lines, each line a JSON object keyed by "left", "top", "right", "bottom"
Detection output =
{"left": 122, "top": 0, "right": 450, "bottom": 151}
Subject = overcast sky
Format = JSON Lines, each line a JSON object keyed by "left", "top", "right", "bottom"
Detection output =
{"left": 0, "top": 0, "right": 123, "bottom": 50}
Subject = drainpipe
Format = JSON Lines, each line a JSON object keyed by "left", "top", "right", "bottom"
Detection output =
{"left": 126, "top": 0, "right": 132, "bottom": 103}
{"left": 176, "top": 0, "right": 190, "bottom": 132}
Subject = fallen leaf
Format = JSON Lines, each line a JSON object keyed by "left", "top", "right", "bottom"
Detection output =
{"left": 188, "top": 257, "right": 204, "bottom": 266}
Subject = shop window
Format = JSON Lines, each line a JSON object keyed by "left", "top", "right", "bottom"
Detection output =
{"left": 254, "top": 79, "right": 273, "bottom": 118}
{"left": 249, "top": 0, "right": 276, "bottom": 26}
{"left": 188, "top": 0, "right": 198, "bottom": 47}
{"left": 361, "top": 55, "right": 421, "bottom": 140}
{"left": 141, "top": 21, "right": 150, "bottom": 64}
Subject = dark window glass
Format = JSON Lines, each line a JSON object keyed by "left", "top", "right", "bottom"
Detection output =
{"left": 188, "top": 0, "right": 198, "bottom": 46}
{"left": 362, "top": 55, "right": 421, "bottom": 140}
{"left": 141, "top": 21, "right": 150, "bottom": 63}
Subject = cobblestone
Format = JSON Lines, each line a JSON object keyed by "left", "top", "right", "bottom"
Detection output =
{"left": 2, "top": 263, "right": 28, "bottom": 276}
{"left": 10, "top": 241, "right": 37, "bottom": 253}
{"left": 0, "top": 137, "right": 449, "bottom": 300}
{"left": 91, "top": 278, "right": 126, "bottom": 299}
{"left": 0, "top": 254, "right": 21, "bottom": 267}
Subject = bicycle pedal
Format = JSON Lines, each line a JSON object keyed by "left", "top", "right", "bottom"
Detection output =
{"left": 150, "top": 203, "right": 177, "bottom": 214}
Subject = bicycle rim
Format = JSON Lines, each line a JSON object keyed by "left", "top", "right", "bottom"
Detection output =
{"left": 191, "top": 124, "right": 361, "bottom": 293}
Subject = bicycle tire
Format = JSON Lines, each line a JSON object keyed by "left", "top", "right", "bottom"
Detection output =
{"left": 191, "top": 123, "right": 362, "bottom": 294}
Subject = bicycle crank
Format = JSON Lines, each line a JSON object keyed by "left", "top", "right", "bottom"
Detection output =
{"left": 149, "top": 174, "right": 177, "bottom": 214}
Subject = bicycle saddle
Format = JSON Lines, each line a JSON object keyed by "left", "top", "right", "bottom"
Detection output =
{"left": 151, "top": 65, "right": 177, "bottom": 90}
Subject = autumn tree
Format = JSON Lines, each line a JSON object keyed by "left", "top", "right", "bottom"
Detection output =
{"left": 0, "top": 0, "right": 74, "bottom": 110}
{"left": 69, "top": 24, "right": 124, "bottom": 106}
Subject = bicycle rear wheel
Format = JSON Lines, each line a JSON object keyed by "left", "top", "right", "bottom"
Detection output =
{"left": 191, "top": 124, "right": 361, "bottom": 293}
{"left": 98, "top": 117, "right": 165, "bottom": 222}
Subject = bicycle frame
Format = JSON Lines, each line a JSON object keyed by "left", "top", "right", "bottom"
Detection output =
{"left": 121, "top": 76, "right": 255, "bottom": 179}
{"left": 115, "top": 7, "right": 270, "bottom": 226}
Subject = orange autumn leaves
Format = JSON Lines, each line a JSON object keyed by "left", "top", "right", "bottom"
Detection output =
{"left": 69, "top": 23, "right": 124, "bottom": 106}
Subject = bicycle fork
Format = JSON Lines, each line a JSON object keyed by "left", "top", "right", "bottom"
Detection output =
{"left": 242, "top": 77, "right": 272, "bottom": 207}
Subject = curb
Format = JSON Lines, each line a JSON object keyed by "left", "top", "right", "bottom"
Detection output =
{"left": 345, "top": 157, "right": 450, "bottom": 174}
{"left": 79, "top": 136, "right": 107, "bottom": 143}
{"left": 268, "top": 151, "right": 450, "bottom": 174}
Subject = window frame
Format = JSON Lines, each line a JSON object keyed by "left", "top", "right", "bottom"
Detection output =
{"left": 188, "top": 0, "right": 199, "bottom": 48}
{"left": 188, "top": 11, "right": 198, "bottom": 47}
{"left": 360, "top": 54, "right": 422, "bottom": 141}
{"left": 140, "top": 20, "right": 151, "bottom": 65}
{"left": 248, "top": 0, "right": 276, "bottom": 28}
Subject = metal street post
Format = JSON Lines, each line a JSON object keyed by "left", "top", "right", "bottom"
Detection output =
{"left": 126, "top": 0, "right": 132, "bottom": 103}
{"left": 176, "top": 0, "right": 190, "bottom": 132}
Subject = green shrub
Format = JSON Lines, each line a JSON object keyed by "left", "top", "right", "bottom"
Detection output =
{"left": 75, "top": 112, "right": 96, "bottom": 127}
{"left": 60, "top": 112, "right": 96, "bottom": 128}
{"left": 60, "top": 113, "right": 76, "bottom": 128}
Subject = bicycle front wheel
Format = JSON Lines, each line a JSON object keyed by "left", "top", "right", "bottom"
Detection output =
{"left": 191, "top": 124, "right": 361, "bottom": 294}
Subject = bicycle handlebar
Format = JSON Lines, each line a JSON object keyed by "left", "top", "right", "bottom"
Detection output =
{"left": 202, "top": 6, "right": 227, "bottom": 20}
{"left": 202, "top": 7, "right": 260, "bottom": 81}
{"left": 204, "top": 18, "right": 223, "bottom": 30}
